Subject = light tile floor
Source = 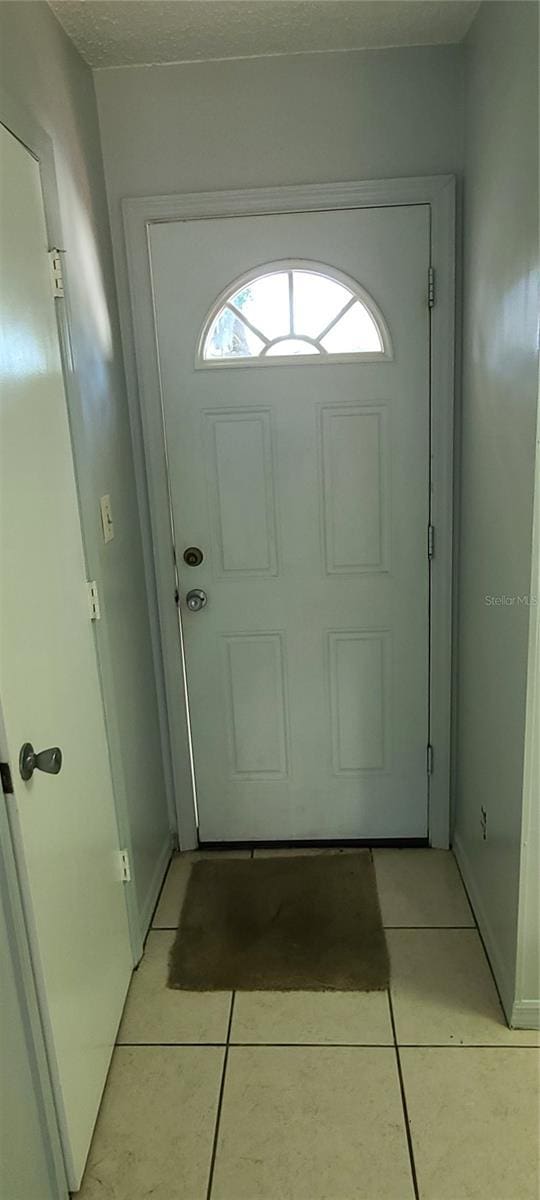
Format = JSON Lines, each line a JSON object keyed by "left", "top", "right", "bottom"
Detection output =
{"left": 78, "top": 849, "right": 540, "bottom": 1200}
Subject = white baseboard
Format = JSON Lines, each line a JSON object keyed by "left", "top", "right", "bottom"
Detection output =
{"left": 452, "top": 833, "right": 515, "bottom": 1022}
{"left": 138, "top": 834, "right": 174, "bottom": 948}
{"left": 510, "top": 999, "right": 540, "bottom": 1030}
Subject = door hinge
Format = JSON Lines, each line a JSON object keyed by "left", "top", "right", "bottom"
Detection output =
{"left": 428, "top": 266, "right": 435, "bottom": 308}
{"left": 427, "top": 744, "right": 434, "bottom": 775}
{"left": 48, "top": 248, "right": 65, "bottom": 298}
{"left": 87, "top": 580, "right": 101, "bottom": 620}
{"left": 427, "top": 524, "right": 435, "bottom": 559}
{"left": 0, "top": 762, "right": 14, "bottom": 795}
{"left": 116, "top": 849, "right": 131, "bottom": 883}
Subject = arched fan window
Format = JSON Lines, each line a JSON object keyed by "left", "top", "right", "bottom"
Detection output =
{"left": 198, "top": 262, "right": 392, "bottom": 366}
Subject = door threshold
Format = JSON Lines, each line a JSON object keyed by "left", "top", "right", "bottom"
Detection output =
{"left": 197, "top": 837, "right": 429, "bottom": 851}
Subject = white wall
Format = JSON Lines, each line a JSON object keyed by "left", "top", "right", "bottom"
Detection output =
{"left": 95, "top": 45, "right": 464, "bottom": 199}
{"left": 0, "top": 1, "right": 173, "bottom": 943}
{"left": 96, "top": 45, "right": 463, "bottom": 306}
{"left": 454, "top": 0, "right": 539, "bottom": 1023}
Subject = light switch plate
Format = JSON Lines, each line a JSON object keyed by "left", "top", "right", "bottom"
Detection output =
{"left": 100, "top": 494, "right": 114, "bottom": 543}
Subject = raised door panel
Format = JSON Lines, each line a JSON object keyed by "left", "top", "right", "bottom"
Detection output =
{"left": 321, "top": 404, "right": 389, "bottom": 574}
{"left": 204, "top": 409, "right": 278, "bottom": 576}
{"left": 223, "top": 633, "right": 289, "bottom": 778}
{"left": 328, "top": 630, "right": 391, "bottom": 773}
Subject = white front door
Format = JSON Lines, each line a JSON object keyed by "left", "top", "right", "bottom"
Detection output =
{"left": 0, "top": 124, "right": 132, "bottom": 1188}
{"left": 149, "top": 205, "right": 430, "bottom": 842}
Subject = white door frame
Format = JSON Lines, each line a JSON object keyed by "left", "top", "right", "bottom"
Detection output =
{"left": 123, "top": 175, "right": 455, "bottom": 849}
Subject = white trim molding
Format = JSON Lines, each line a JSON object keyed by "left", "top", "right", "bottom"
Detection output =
{"left": 514, "top": 381, "right": 540, "bottom": 1030}
{"left": 123, "top": 174, "right": 455, "bottom": 850}
{"left": 510, "top": 1001, "right": 540, "bottom": 1031}
{"left": 453, "top": 833, "right": 515, "bottom": 1022}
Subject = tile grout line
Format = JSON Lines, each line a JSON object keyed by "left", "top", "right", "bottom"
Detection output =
{"left": 388, "top": 988, "right": 420, "bottom": 1200}
{"left": 116, "top": 1040, "right": 539, "bottom": 1049}
{"left": 206, "top": 990, "right": 235, "bottom": 1200}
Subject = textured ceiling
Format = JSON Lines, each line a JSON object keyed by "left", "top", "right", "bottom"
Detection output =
{"left": 48, "top": 1, "right": 480, "bottom": 68}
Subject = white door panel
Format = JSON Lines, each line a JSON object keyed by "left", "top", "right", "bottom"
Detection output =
{"left": 0, "top": 124, "right": 132, "bottom": 1187}
{"left": 150, "top": 206, "right": 430, "bottom": 841}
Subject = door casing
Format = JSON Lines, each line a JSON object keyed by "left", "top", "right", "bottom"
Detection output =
{"left": 123, "top": 175, "right": 455, "bottom": 850}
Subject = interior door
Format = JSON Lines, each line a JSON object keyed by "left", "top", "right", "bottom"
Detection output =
{"left": 149, "top": 205, "right": 431, "bottom": 842}
{"left": 0, "top": 124, "right": 132, "bottom": 1188}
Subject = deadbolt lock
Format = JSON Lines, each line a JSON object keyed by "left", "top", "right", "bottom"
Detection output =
{"left": 183, "top": 546, "right": 203, "bottom": 567}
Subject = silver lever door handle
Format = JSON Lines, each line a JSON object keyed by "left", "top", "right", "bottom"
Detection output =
{"left": 19, "top": 742, "right": 63, "bottom": 782}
